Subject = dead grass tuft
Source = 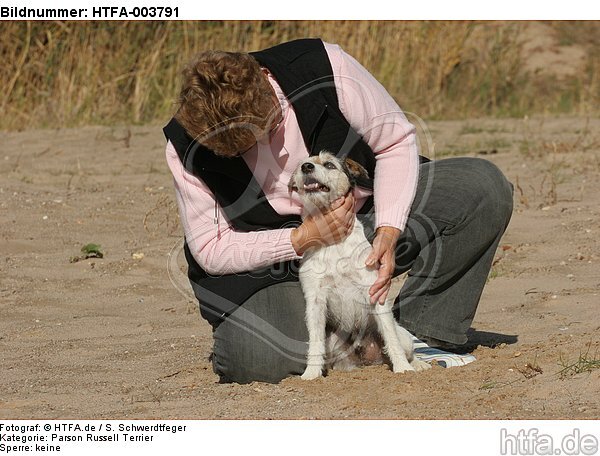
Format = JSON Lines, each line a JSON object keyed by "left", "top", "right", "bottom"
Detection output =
{"left": 558, "top": 342, "right": 600, "bottom": 379}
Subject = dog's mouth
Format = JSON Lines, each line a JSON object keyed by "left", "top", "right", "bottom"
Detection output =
{"left": 302, "top": 176, "right": 330, "bottom": 193}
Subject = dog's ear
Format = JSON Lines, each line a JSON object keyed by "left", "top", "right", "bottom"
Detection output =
{"left": 343, "top": 158, "right": 369, "bottom": 186}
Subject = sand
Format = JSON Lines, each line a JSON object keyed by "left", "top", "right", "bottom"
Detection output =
{"left": 1, "top": 116, "right": 599, "bottom": 419}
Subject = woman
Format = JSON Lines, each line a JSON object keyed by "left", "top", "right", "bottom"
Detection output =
{"left": 164, "top": 38, "right": 513, "bottom": 383}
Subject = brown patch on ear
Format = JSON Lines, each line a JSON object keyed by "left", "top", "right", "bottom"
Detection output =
{"left": 344, "top": 158, "right": 369, "bottom": 181}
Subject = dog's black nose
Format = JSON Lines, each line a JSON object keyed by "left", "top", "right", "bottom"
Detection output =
{"left": 301, "top": 162, "right": 314, "bottom": 174}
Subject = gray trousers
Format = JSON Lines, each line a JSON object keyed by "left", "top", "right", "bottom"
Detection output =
{"left": 211, "top": 157, "right": 514, "bottom": 383}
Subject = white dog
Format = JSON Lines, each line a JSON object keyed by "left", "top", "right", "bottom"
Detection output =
{"left": 289, "top": 151, "right": 431, "bottom": 380}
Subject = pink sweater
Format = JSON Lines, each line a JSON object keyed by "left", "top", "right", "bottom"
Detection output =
{"left": 165, "top": 42, "right": 420, "bottom": 275}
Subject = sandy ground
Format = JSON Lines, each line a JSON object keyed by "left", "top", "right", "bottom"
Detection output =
{"left": 1, "top": 116, "right": 599, "bottom": 419}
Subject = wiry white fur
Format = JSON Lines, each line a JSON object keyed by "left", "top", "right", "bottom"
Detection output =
{"left": 291, "top": 152, "right": 431, "bottom": 380}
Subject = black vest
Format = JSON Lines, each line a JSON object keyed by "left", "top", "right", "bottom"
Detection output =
{"left": 164, "top": 38, "right": 417, "bottom": 327}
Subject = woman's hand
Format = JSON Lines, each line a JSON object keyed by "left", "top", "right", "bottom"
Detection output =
{"left": 291, "top": 193, "right": 355, "bottom": 255}
{"left": 365, "top": 226, "right": 401, "bottom": 305}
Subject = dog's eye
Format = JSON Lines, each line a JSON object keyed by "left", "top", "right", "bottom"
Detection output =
{"left": 323, "top": 162, "right": 336, "bottom": 170}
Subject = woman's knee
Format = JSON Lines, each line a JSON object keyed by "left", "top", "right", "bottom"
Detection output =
{"left": 212, "top": 323, "right": 307, "bottom": 384}
{"left": 210, "top": 282, "right": 308, "bottom": 384}
{"left": 474, "top": 158, "right": 513, "bottom": 225}
{"left": 453, "top": 157, "right": 514, "bottom": 225}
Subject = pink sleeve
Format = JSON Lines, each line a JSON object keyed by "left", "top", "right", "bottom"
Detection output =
{"left": 324, "top": 43, "right": 420, "bottom": 232}
{"left": 165, "top": 141, "right": 301, "bottom": 275}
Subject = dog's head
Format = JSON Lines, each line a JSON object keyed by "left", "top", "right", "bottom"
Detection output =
{"left": 289, "top": 151, "right": 369, "bottom": 212}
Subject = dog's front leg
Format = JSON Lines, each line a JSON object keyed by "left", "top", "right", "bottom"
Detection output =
{"left": 372, "top": 304, "right": 414, "bottom": 373}
{"left": 301, "top": 294, "right": 327, "bottom": 380}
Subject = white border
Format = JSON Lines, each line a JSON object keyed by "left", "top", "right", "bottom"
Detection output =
{"left": 3, "top": 0, "right": 600, "bottom": 19}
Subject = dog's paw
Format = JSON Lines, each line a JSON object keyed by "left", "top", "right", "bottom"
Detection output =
{"left": 391, "top": 362, "right": 415, "bottom": 374}
{"left": 301, "top": 366, "right": 323, "bottom": 380}
{"left": 411, "top": 358, "right": 432, "bottom": 372}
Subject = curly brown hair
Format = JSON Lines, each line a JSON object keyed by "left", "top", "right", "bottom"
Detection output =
{"left": 175, "top": 50, "right": 277, "bottom": 157}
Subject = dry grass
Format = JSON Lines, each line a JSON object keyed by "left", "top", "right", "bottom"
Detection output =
{"left": 1, "top": 21, "right": 599, "bottom": 130}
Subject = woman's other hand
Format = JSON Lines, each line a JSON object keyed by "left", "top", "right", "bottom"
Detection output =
{"left": 365, "top": 226, "right": 401, "bottom": 305}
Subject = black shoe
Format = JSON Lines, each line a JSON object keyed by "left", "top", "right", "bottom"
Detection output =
{"left": 415, "top": 335, "right": 475, "bottom": 354}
